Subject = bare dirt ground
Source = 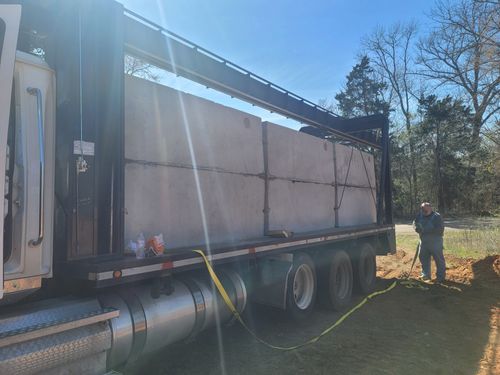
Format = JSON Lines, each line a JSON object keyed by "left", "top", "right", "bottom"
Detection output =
{"left": 125, "top": 249, "right": 500, "bottom": 375}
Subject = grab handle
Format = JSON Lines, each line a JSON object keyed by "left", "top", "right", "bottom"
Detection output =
{"left": 27, "top": 87, "right": 44, "bottom": 247}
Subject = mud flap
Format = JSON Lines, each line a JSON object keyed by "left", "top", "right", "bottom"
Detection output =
{"left": 249, "top": 253, "right": 293, "bottom": 309}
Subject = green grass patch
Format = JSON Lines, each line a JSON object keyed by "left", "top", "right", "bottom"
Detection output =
{"left": 397, "top": 227, "right": 499, "bottom": 259}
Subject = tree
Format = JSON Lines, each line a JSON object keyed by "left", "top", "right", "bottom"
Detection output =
{"left": 335, "top": 56, "right": 390, "bottom": 117}
{"left": 469, "top": 137, "right": 500, "bottom": 214}
{"left": 364, "top": 22, "right": 420, "bottom": 212}
{"left": 418, "top": 0, "right": 500, "bottom": 148}
{"left": 124, "top": 55, "right": 160, "bottom": 81}
{"left": 390, "top": 132, "right": 417, "bottom": 217}
{"left": 416, "top": 95, "right": 473, "bottom": 214}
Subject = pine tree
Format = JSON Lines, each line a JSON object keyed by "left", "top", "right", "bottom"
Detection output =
{"left": 416, "top": 95, "right": 473, "bottom": 214}
{"left": 335, "top": 56, "right": 389, "bottom": 118}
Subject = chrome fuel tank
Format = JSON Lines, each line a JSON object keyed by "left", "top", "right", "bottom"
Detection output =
{"left": 0, "top": 269, "right": 247, "bottom": 374}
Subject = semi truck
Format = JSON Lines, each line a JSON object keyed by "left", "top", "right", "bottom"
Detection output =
{"left": 0, "top": 1, "right": 395, "bottom": 374}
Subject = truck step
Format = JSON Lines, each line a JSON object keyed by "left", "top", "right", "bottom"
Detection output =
{"left": 0, "top": 307, "right": 119, "bottom": 348}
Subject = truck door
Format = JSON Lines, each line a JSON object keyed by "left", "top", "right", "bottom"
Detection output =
{"left": 0, "top": 5, "right": 21, "bottom": 299}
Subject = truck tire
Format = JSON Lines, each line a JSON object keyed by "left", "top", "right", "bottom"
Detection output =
{"left": 286, "top": 253, "right": 317, "bottom": 320}
{"left": 353, "top": 244, "right": 377, "bottom": 294}
{"left": 319, "top": 250, "right": 353, "bottom": 311}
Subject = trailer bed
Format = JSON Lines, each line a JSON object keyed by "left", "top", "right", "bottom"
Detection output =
{"left": 61, "top": 224, "right": 395, "bottom": 288}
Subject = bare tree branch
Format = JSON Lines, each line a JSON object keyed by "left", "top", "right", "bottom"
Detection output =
{"left": 124, "top": 55, "right": 161, "bottom": 82}
{"left": 418, "top": 0, "right": 500, "bottom": 143}
{"left": 363, "top": 22, "right": 420, "bottom": 210}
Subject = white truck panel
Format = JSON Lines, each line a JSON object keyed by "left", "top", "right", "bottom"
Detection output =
{"left": 3, "top": 52, "right": 55, "bottom": 284}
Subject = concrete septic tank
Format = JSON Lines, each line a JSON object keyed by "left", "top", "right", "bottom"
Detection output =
{"left": 124, "top": 75, "right": 378, "bottom": 249}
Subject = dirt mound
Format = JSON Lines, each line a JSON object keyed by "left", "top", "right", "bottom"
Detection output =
{"left": 378, "top": 249, "right": 500, "bottom": 285}
{"left": 442, "top": 254, "right": 499, "bottom": 285}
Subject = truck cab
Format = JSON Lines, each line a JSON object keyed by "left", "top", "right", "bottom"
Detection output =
{"left": 1, "top": 6, "right": 54, "bottom": 301}
{"left": 3, "top": 50, "right": 56, "bottom": 302}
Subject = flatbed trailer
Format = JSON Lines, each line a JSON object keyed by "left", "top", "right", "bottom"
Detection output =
{"left": 66, "top": 224, "right": 395, "bottom": 287}
{"left": 0, "top": 1, "right": 395, "bottom": 374}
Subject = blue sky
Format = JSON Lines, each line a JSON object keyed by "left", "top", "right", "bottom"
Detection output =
{"left": 120, "top": 0, "right": 436, "bottom": 128}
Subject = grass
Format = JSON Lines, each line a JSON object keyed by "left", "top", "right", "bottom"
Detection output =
{"left": 397, "top": 226, "right": 500, "bottom": 259}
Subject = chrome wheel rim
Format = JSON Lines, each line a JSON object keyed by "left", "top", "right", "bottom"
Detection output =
{"left": 293, "top": 264, "right": 314, "bottom": 310}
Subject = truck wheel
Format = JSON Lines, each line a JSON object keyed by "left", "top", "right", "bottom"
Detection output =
{"left": 354, "top": 244, "right": 377, "bottom": 294}
{"left": 286, "top": 253, "right": 317, "bottom": 320}
{"left": 320, "top": 250, "right": 353, "bottom": 311}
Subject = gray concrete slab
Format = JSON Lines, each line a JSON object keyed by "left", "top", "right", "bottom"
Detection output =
{"left": 337, "top": 186, "right": 377, "bottom": 226}
{"left": 125, "top": 75, "right": 263, "bottom": 175}
{"left": 268, "top": 180, "right": 335, "bottom": 233}
{"left": 264, "top": 122, "right": 334, "bottom": 184}
{"left": 124, "top": 163, "right": 265, "bottom": 248}
{"left": 335, "top": 143, "right": 376, "bottom": 188}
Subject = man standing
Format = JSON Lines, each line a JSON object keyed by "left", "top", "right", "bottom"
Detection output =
{"left": 413, "top": 202, "right": 446, "bottom": 282}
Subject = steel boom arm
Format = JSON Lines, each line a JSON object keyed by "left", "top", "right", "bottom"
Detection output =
{"left": 123, "top": 10, "right": 384, "bottom": 148}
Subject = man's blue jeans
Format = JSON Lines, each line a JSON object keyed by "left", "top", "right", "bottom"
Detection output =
{"left": 419, "top": 242, "right": 446, "bottom": 281}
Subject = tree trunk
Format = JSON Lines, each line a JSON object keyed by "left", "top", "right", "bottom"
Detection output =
{"left": 435, "top": 123, "right": 445, "bottom": 214}
{"left": 405, "top": 116, "right": 418, "bottom": 212}
{"left": 470, "top": 114, "right": 483, "bottom": 157}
